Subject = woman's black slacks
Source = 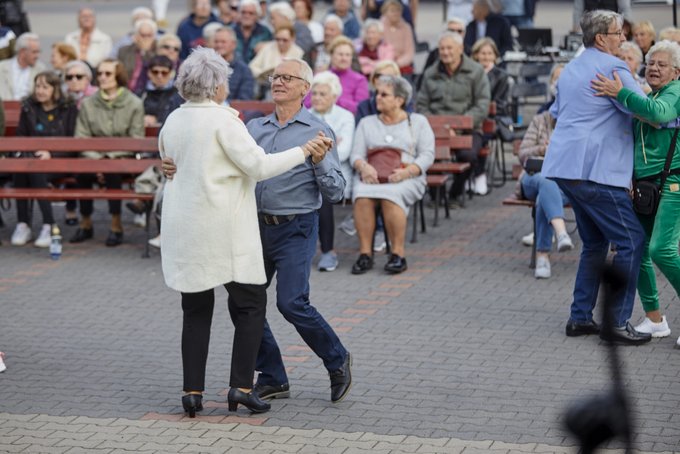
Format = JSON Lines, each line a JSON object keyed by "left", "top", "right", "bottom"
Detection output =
{"left": 181, "top": 282, "right": 267, "bottom": 391}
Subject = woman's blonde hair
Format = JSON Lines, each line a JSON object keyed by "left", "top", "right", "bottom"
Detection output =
{"left": 328, "top": 35, "right": 354, "bottom": 56}
{"left": 471, "top": 37, "right": 499, "bottom": 60}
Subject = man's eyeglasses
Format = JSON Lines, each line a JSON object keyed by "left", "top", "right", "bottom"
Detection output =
{"left": 65, "top": 74, "right": 85, "bottom": 81}
{"left": 601, "top": 29, "right": 623, "bottom": 36}
{"left": 150, "top": 69, "right": 171, "bottom": 76}
{"left": 268, "top": 74, "right": 306, "bottom": 84}
{"left": 97, "top": 71, "right": 114, "bottom": 78}
{"left": 160, "top": 44, "right": 180, "bottom": 52}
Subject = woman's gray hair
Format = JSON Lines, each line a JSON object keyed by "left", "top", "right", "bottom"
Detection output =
{"left": 646, "top": 40, "right": 680, "bottom": 68}
{"left": 362, "top": 18, "right": 383, "bottom": 35}
{"left": 312, "top": 71, "right": 343, "bottom": 97}
{"left": 203, "top": 22, "right": 223, "bottom": 41}
{"left": 282, "top": 57, "right": 313, "bottom": 85}
{"left": 175, "top": 47, "right": 232, "bottom": 102}
{"left": 376, "top": 74, "right": 412, "bottom": 106}
{"left": 269, "top": 2, "right": 296, "bottom": 22}
{"left": 63, "top": 60, "right": 93, "bottom": 81}
{"left": 580, "top": 10, "right": 622, "bottom": 48}
{"left": 324, "top": 14, "right": 344, "bottom": 30}
{"left": 16, "top": 32, "right": 39, "bottom": 51}
{"left": 619, "top": 41, "right": 643, "bottom": 65}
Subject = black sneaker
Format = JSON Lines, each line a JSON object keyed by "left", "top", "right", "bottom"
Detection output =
{"left": 351, "top": 254, "right": 374, "bottom": 275}
{"left": 253, "top": 382, "right": 290, "bottom": 400}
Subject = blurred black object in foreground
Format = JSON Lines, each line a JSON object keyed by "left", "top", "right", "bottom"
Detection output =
{"left": 564, "top": 265, "right": 633, "bottom": 454}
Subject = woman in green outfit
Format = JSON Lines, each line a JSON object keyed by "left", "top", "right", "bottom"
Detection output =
{"left": 593, "top": 40, "right": 680, "bottom": 347}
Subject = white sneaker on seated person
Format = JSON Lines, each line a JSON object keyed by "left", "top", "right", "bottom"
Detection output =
{"left": 634, "top": 316, "right": 671, "bottom": 338}
{"left": 11, "top": 223, "right": 31, "bottom": 246}
{"left": 34, "top": 224, "right": 52, "bottom": 248}
{"left": 133, "top": 214, "right": 146, "bottom": 228}
{"left": 534, "top": 256, "right": 551, "bottom": 279}
{"left": 556, "top": 232, "right": 574, "bottom": 252}
{"left": 473, "top": 173, "right": 488, "bottom": 195}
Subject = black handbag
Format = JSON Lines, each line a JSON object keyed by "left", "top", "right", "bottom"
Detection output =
{"left": 524, "top": 157, "right": 544, "bottom": 175}
{"left": 632, "top": 128, "right": 680, "bottom": 216}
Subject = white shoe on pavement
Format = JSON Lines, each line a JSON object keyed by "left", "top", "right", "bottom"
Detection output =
{"left": 556, "top": 232, "right": 574, "bottom": 252}
{"left": 11, "top": 222, "right": 32, "bottom": 246}
{"left": 133, "top": 214, "right": 146, "bottom": 228}
{"left": 521, "top": 232, "right": 534, "bottom": 247}
{"left": 373, "top": 230, "right": 386, "bottom": 252}
{"left": 473, "top": 173, "right": 488, "bottom": 195}
{"left": 0, "top": 352, "right": 6, "bottom": 373}
{"left": 534, "top": 256, "right": 551, "bottom": 279}
{"left": 634, "top": 316, "right": 671, "bottom": 338}
{"left": 34, "top": 224, "right": 52, "bottom": 248}
{"left": 148, "top": 234, "right": 161, "bottom": 249}
{"left": 339, "top": 215, "right": 356, "bottom": 236}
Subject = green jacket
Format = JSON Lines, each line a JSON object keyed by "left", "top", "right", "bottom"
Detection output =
{"left": 416, "top": 55, "right": 490, "bottom": 129}
{"left": 617, "top": 80, "right": 680, "bottom": 181}
{"left": 75, "top": 87, "right": 144, "bottom": 159}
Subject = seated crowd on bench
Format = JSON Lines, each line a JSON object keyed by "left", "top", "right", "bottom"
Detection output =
{"left": 1, "top": 0, "right": 675, "bottom": 276}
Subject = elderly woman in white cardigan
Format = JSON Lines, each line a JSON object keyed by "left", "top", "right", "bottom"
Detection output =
{"left": 159, "top": 47, "right": 330, "bottom": 417}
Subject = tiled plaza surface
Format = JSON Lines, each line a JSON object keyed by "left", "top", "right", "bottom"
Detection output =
{"left": 2, "top": 1, "right": 680, "bottom": 452}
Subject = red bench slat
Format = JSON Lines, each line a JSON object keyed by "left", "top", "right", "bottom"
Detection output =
{"left": 0, "top": 137, "right": 158, "bottom": 152}
{"left": 0, "top": 158, "right": 160, "bottom": 174}
{"left": 0, "top": 188, "right": 154, "bottom": 200}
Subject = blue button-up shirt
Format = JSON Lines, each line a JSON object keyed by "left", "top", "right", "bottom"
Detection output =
{"left": 542, "top": 47, "right": 645, "bottom": 189}
{"left": 247, "top": 107, "right": 346, "bottom": 215}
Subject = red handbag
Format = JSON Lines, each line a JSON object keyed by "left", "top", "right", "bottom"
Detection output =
{"left": 367, "top": 147, "right": 403, "bottom": 183}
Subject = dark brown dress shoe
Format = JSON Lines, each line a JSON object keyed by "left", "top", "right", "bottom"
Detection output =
{"left": 105, "top": 231, "right": 123, "bottom": 247}
{"left": 565, "top": 319, "right": 600, "bottom": 337}
{"left": 69, "top": 227, "right": 94, "bottom": 243}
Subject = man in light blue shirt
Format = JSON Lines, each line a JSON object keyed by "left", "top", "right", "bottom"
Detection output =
{"left": 542, "top": 10, "right": 650, "bottom": 345}
{"left": 246, "top": 59, "right": 353, "bottom": 403}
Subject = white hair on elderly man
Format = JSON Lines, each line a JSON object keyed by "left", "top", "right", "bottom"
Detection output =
{"left": 175, "top": 47, "right": 233, "bottom": 102}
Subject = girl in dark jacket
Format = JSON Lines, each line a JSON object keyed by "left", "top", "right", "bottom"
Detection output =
{"left": 10, "top": 71, "right": 78, "bottom": 248}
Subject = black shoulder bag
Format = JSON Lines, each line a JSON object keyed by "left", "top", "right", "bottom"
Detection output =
{"left": 632, "top": 128, "right": 680, "bottom": 216}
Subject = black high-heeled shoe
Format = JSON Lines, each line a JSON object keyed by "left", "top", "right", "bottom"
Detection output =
{"left": 227, "top": 387, "right": 271, "bottom": 413}
{"left": 182, "top": 393, "right": 203, "bottom": 418}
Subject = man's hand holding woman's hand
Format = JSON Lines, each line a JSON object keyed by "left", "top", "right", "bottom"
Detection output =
{"left": 303, "top": 131, "right": 333, "bottom": 164}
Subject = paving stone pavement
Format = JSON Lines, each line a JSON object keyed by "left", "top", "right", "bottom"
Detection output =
{"left": 2, "top": 2, "right": 680, "bottom": 453}
{"left": 1, "top": 175, "right": 679, "bottom": 453}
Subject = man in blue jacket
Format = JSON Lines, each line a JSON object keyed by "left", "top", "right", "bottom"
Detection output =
{"left": 176, "top": 0, "right": 221, "bottom": 60}
{"left": 542, "top": 10, "right": 650, "bottom": 345}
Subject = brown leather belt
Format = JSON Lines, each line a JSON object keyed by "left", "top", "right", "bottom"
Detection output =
{"left": 259, "top": 213, "right": 296, "bottom": 225}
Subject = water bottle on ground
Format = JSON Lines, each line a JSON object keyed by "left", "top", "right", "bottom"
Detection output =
{"left": 50, "top": 225, "right": 62, "bottom": 260}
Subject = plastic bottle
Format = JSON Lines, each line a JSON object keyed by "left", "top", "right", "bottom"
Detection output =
{"left": 50, "top": 225, "right": 62, "bottom": 261}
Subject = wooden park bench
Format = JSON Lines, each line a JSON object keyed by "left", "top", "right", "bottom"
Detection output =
{"left": 0, "top": 137, "right": 160, "bottom": 257}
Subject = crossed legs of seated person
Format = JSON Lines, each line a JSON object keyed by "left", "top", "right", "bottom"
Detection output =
{"left": 181, "top": 283, "right": 271, "bottom": 417}
{"left": 520, "top": 172, "right": 574, "bottom": 279}
{"left": 70, "top": 173, "right": 125, "bottom": 246}
{"left": 351, "top": 197, "right": 407, "bottom": 274}
{"left": 634, "top": 189, "right": 680, "bottom": 340}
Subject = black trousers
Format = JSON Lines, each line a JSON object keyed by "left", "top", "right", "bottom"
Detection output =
{"left": 449, "top": 132, "right": 485, "bottom": 198}
{"left": 13, "top": 173, "right": 54, "bottom": 225}
{"left": 76, "top": 173, "right": 123, "bottom": 216}
{"left": 181, "top": 281, "right": 267, "bottom": 391}
{"left": 317, "top": 198, "right": 335, "bottom": 254}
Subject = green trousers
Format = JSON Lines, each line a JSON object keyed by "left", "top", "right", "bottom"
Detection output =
{"left": 636, "top": 179, "right": 680, "bottom": 313}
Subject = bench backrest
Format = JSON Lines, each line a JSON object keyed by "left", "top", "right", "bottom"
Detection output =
{"left": 426, "top": 115, "right": 474, "bottom": 158}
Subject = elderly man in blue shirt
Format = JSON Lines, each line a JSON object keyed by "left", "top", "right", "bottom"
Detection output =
{"left": 162, "top": 58, "right": 353, "bottom": 403}
{"left": 542, "top": 10, "right": 650, "bottom": 345}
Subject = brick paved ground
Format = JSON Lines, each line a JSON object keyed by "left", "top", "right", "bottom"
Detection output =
{"left": 1, "top": 1, "right": 680, "bottom": 453}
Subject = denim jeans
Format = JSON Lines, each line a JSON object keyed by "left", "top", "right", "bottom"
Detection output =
{"left": 521, "top": 172, "right": 569, "bottom": 252}
{"left": 254, "top": 211, "right": 347, "bottom": 386}
{"left": 555, "top": 179, "right": 645, "bottom": 328}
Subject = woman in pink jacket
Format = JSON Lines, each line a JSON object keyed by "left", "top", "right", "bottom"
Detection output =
{"left": 356, "top": 19, "right": 394, "bottom": 77}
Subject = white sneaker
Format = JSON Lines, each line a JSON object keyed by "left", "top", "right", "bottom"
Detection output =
{"left": 676, "top": 335, "right": 680, "bottom": 347}
{"left": 0, "top": 352, "right": 5, "bottom": 373}
{"left": 534, "top": 256, "right": 551, "bottom": 279}
{"left": 557, "top": 232, "right": 574, "bottom": 252}
{"left": 521, "top": 232, "right": 534, "bottom": 247}
{"left": 148, "top": 235, "right": 161, "bottom": 249}
{"left": 34, "top": 224, "right": 52, "bottom": 248}
{"left": 339, "top": 215, "right": 356, "bottom": 236}
{"left": 473, "top": 173, "right": 488, "bottom": 195}
{"left": 133, "top": 214, "right": 146, "bottom": 228}
{"left": 11, "top": 222, "right": 32, "bottom": 246}
{"left": 634, "top": 316, "right": 671, "bottom": 338}
{"left": 373, "top": 230, "right": 386, "bottom": 252}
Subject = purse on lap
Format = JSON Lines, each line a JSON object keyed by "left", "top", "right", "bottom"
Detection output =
{"left": 367, "top": 147, "right": 403, "bottom": 183}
